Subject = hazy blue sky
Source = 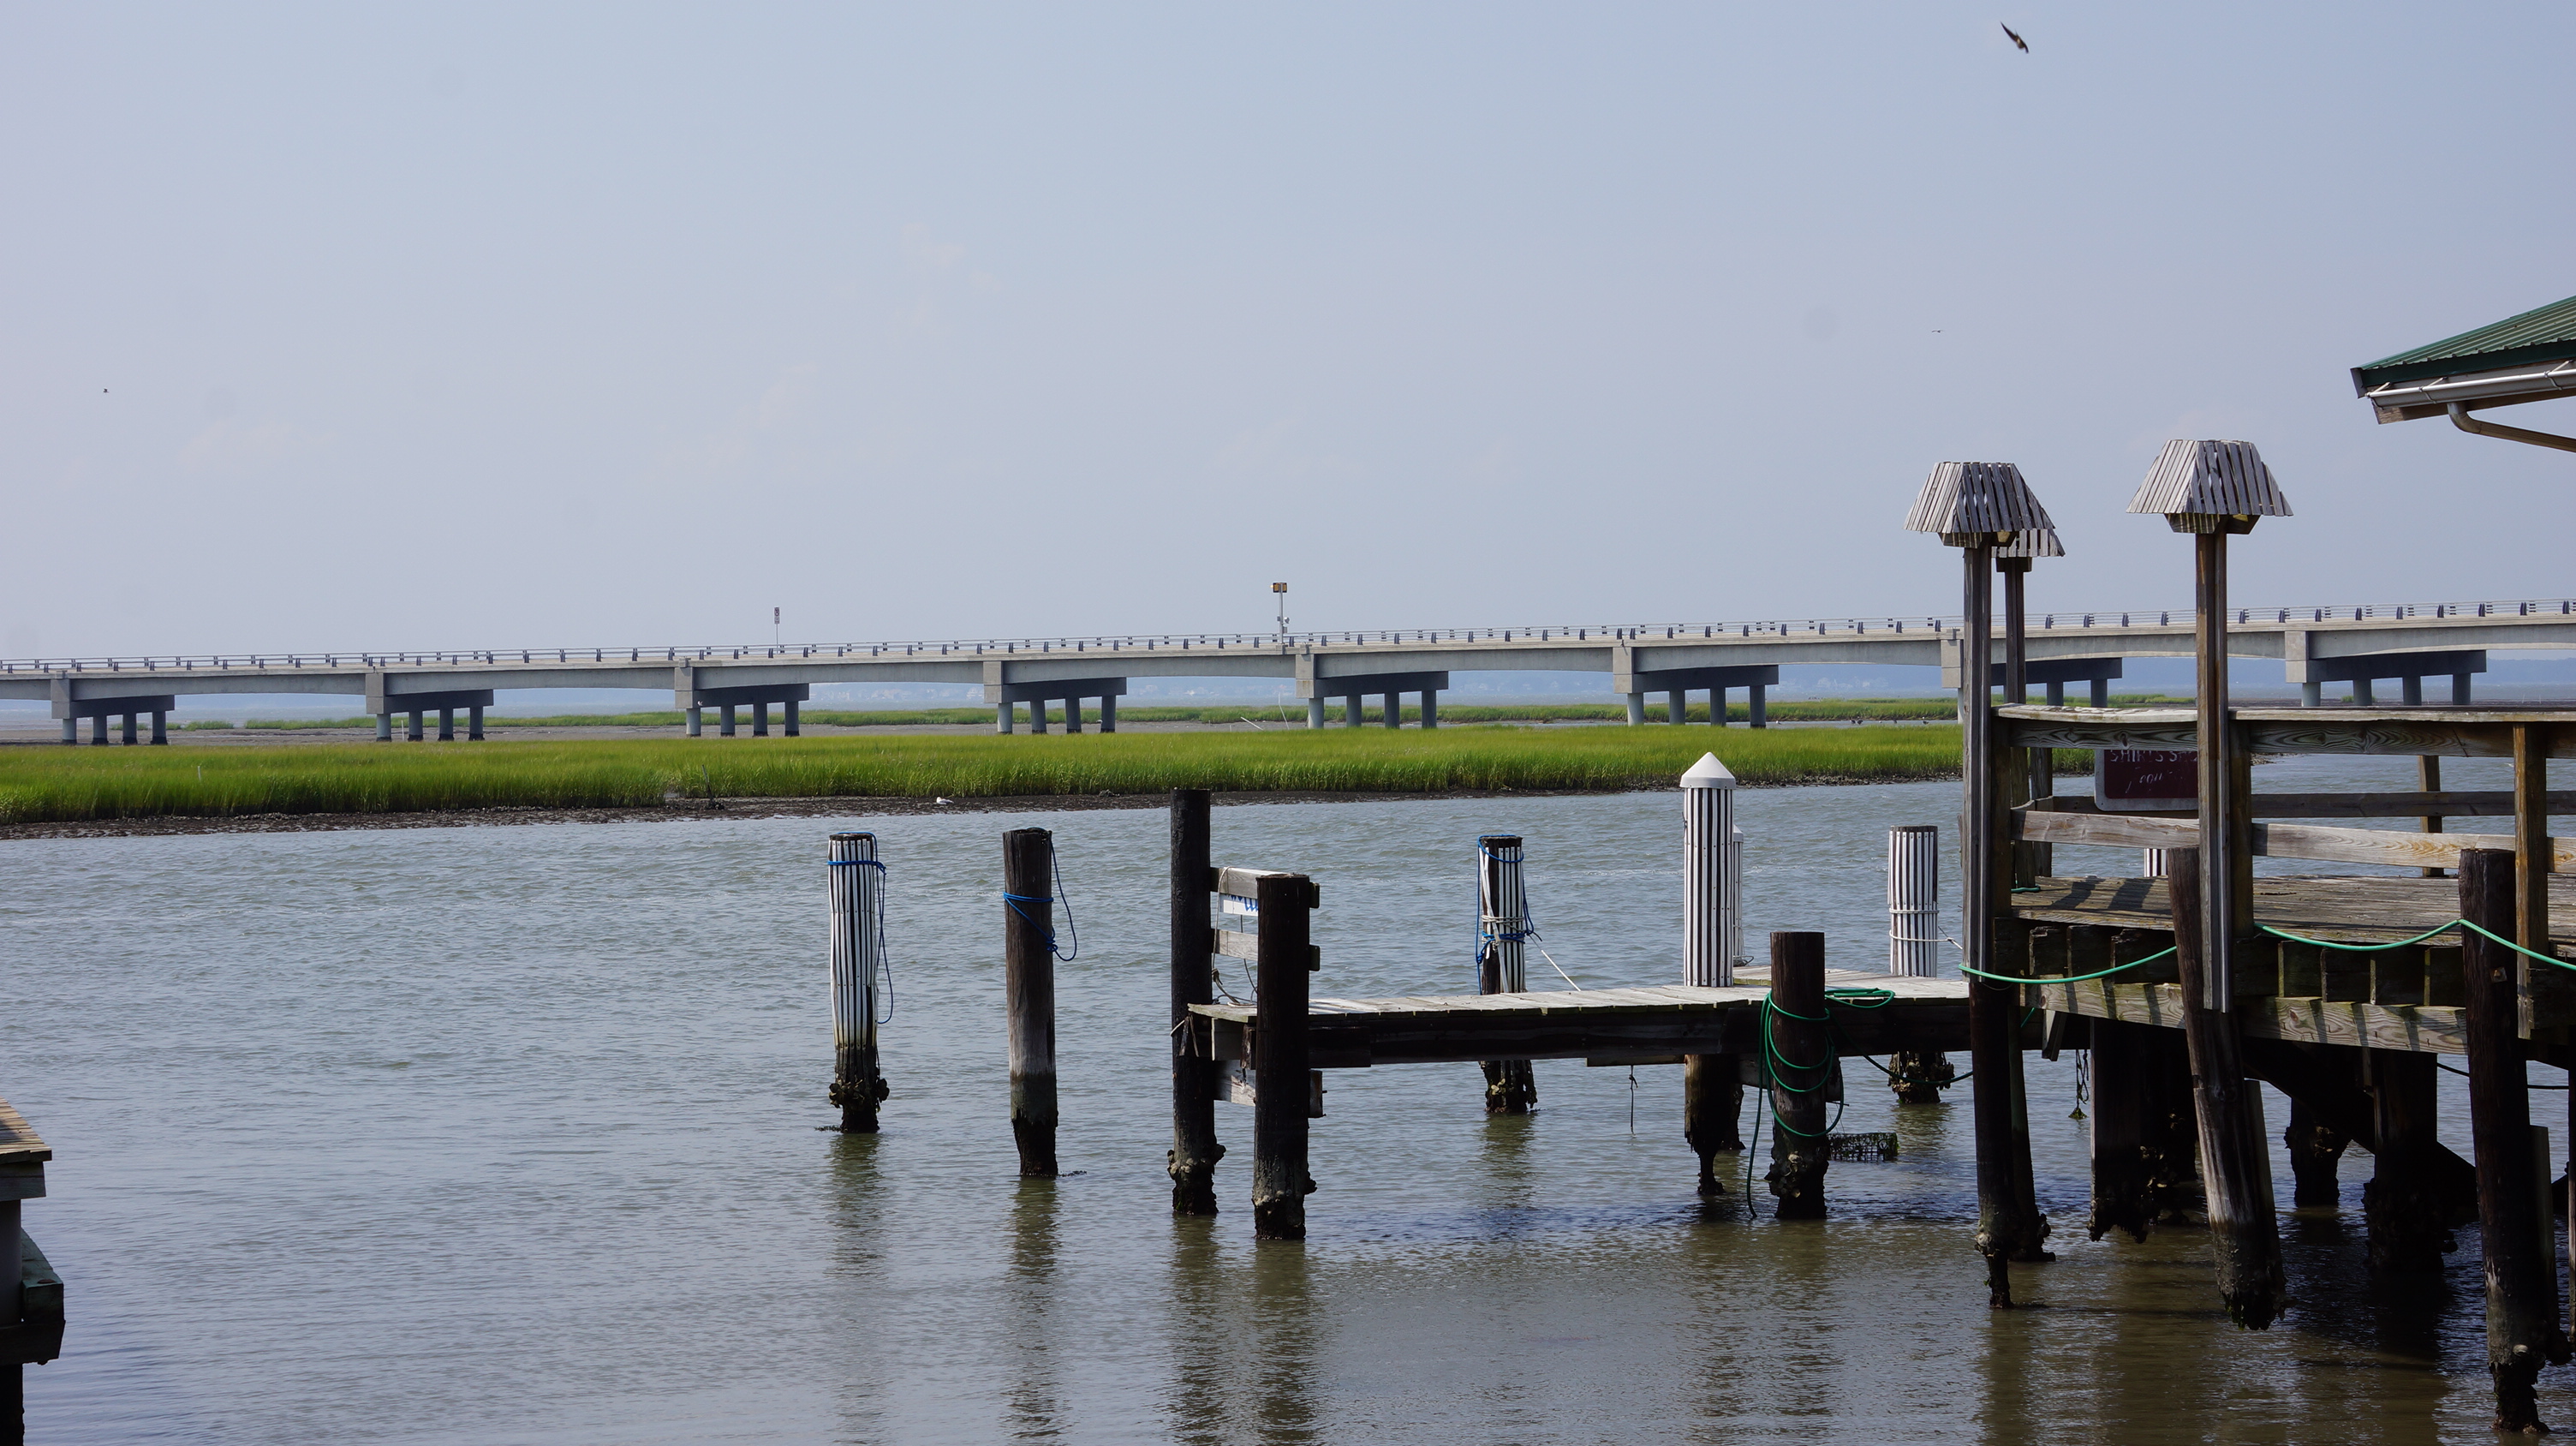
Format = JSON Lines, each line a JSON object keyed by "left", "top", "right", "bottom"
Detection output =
{"left": 4, "top": 3, "right": 2569, "bottom": 659}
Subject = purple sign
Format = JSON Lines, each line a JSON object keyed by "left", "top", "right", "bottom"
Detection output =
{"left": 2096, "top": 749, "right": 2196, "bottom": 812}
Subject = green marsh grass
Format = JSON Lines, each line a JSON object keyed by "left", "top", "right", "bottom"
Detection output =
{"left": 0, "top": 726, "right": 2091, "bottom": 825}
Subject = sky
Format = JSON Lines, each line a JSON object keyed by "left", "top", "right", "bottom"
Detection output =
{"left": 3, "top": 3, "right": 2570, "bottom": 660}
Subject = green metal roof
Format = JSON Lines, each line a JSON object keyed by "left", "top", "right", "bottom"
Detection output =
{"left": 2352, "top": 292, "right": 2576, "bottom": 392}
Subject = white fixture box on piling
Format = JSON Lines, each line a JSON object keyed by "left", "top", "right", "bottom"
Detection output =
{"left": 1887, "top": 824, "right": 1941, "bottom": 977}
{"left": 1682, "top": 753, "right": 1741, "bottom": 988}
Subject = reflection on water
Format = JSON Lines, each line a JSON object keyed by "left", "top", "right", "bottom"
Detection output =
{"left": 6, "top": 756, "right": 2573, "bottom": 1443}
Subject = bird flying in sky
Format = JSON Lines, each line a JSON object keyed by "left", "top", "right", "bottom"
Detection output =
{"left": 2001, "top": 23, "right": 2028, "bottom": 52}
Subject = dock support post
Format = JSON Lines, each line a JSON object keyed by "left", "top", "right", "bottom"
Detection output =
{"left": 1625, "top": 692, "right": 1644, "bottom": 726}
{"left": 150, "top": 710, "right": 166, "bottom": 744}
{"left": 468, "top": 705, "right": 484, "bottom": 741}
{"left": 1168, "top": 790, "right": 1222, "bottom": 1214}
{"left": 2362, "top": 1048, "right": 2449, "bottom": 1272}
{"left": 2086, "top": 1019, "right": 2156, "bottom": 1241}
{"left": 2418, "top": 756, "right": 2447, "bottom": 878}
{"left": 438, "top": 706, "right": 456, "bottom": 742}
{"left": 2513, "top": 726, "right": 2553, "bottom": 1031}
{"left": 1251, "top": 870, "right": 1315, "bottom": 1240}
{"left": 406, "top": 708, "right": 424, "bottom": 742}
{"left": 376, "top": 712, "right": 392, "bottom": 742}
{"left": 1683, "top": 755, "right": 1742, "bottom": 1186}
{"left": 1003, "top": 828, "right": 1059, "bottom": 1178}
{"left": 1748, "top": 682, "right": 1768, "bottom": 728}
{"left": 2167, "top": 845, "right": 2286, "bottom": 1329}
{"left": 1476, "top": 834, "right": 1537, "bottom": 1114}
{"left": 1306, "top": 696, "right": 1325, "bottom": 730}
{"left": 720, "top": 704, "right": 737, "bottom": 737}
{"left": 2463, "top": 846, "right": 2567, "bottom": 1429}
{"left": 1961, "top": 544, "right": 2042, "bottom": 1303}
{"left": 1765, "top": 930, "right": 1830, "bottom": 1219}
{"left": 2282, "top": 1097, "right": 2348, "bottom": 1209}
{"left": 828, "top": 831, "right": 887, "bottom": 1132}
{"left": 784, "top": 700, "right": 801, "bottom": 737}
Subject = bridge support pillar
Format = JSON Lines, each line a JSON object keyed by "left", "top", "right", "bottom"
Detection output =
{"left": 1030, "top": 700, "right": 1049, "bottom": 734}
{"left": 89, "top": 715, "right": 107, "bottom": 745}
{"left": 752, "top": 702, "right": 771, "bottom": 737}
{"left": 1100, "top": 696, "right": 1117, "bottom": 732}
{"left": 1420, "top": 690, "right": 1438, "bottom": 729}
{"left": 1065, "top": 698, "right": 1083, "bottom": 734}
{"left": 2046, "top": 681, "right": 2065, "bottom": 707}
{"left": 1345, "top": 694, "right": 1363, "bottom": 727}
{"left": 1667, "top": 689, "right": 1686, "bottom": 726}
{"left": 407, "top": 709, "right": 425, "bottom": 742}
{"left": 151, "top": 710, "right": 167, "bottom": 744}
{"left": 1381, "top": 693, "right": 1400, "bottom": 729}
{"left": 1626, "top": 692, "right": 1644, "bottom": 726}
{"left": 1307, "top": 696, "right": 1325, "bottom": 729}
{"left": 2302, "top": 682, "right": 2322, "bottom": 708}
{"left": 377, "top": 712, "right": 393, "bottom": 742}
{"left": 119, "top": 713, "right": 137, "bottom": 745}
{"left": 2352, "top": 678, "right": 2375, "bottom": 706}
{"left": 784, "top": 700, "right": 801, "bottom": 737}
{"left": 688, "top": 707, "right": 703, "bottom": 737}
{"left": 1749, "top": 683, "right": 1768, "bottom": 728}
{"left": 2454, "top": 672, "right": 2473, "bottom": 703}
{"left": 59, "top": 719, "right": 75, "bottom": 745}
{"left": 438, "top": 707, "right": 456, "bottom": 742}
{"left": 996, "top": 702, "right": 1015, "bottom": 733}
{"left": 468, "top": 705, "right": 485, "bottom": 741}
{"left": 720, "top": 705, "right": 737, "bottom": 737}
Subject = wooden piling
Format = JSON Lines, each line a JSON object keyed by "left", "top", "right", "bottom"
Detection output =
{"left": 1251, "top": 871, "right": 1316, "bottom": 1240}
{"left": 2086, "top": 1018, "right": 2156, "bottom": 1242}
{"left": 1683, "top": 1055, "right": 1744, "bottom": 1195}
{"left": 1003, "top": 828, "right": 1058, "bottom": 1178}
{"left": 1167, "top": 790, "right": 1224, "bottom": 1215}
{"left": 1960, "top": 544, "right": 2038, "bottom": 1305}
{"left": 1476, "top": 835, "right": 1537, "bottom": 1115}
{"left": 2361, "top": 1048, "right": 2452, "bottom": 1273}
{"left": 2282, "top": 1097, "right": 2348, "bottom": 1209}
{"left": 1764, "top": 930, "right": 1830, "bottom": 1220}
{"left": 2167, "top": 845, "right": 2286, "bottom": 1329}
{"left": 827, "top": 832, "right": 888, "bottom": 1132}
{"left": 2461, "top": 846, "right": 2568, "bottom": 1429}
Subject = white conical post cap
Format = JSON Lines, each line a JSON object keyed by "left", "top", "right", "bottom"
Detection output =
{"left": 1680, "top": 752, "right": 1736, "bottom": 790}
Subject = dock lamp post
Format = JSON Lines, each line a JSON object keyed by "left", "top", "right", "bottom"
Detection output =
{"left": 1902, "top": 461, "right": 2056, "bottom": 1304}
{"left": 2126, "top": 440, "right": 2292, "bottom": 1010}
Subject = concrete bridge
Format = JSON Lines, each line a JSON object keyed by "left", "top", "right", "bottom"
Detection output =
{"left": 4, "top": 598, "right": 2570, "bottom": 744}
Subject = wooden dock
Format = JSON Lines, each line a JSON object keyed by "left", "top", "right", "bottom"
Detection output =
{"left": 1188, "top": 970, "right": 1980, "bottom": 1073}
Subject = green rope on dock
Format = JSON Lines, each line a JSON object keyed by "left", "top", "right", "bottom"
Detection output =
{"left": 2257, "top": 919, "right": 2576, "bottom": 971}
{"left": 1957, "top": 947, "right": 2176, "bottom": 987}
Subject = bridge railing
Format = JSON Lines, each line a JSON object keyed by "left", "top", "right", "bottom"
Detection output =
{"left": 3, "top": 598, "right": 2569, "bottom": 676}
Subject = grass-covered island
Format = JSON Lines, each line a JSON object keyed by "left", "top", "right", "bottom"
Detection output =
{"left": 0, "top": 725, "right": 2090, "bottom": 826}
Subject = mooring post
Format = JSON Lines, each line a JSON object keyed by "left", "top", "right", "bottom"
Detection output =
{"left": 1168, "top": 789, "right": 1223, "bottom": 1214}
{"left": 1476, "top": 834, "right": 1538, "bottom": 1114}
{"left": 2282, "top": 1097, "right": 2349, "bottom": 1209}
{"left": 1251, "top": 870, "right": 1316, "bottom": 1240}
{"left": 1003, "top": 828, "right": 1059, "bottom": 1178}
{"left": 1885, "top": 824, "right": 1954, "bottom": 1103}
{"left": 2086, "top": 1019, "right": 2154, "bottom": 1241}
{"left": 2462, "top": 846, "right": 2567, "bottom": 1429}
{"left": 2166, "top": 845, "right": 2286, "bottom": 1329}
{"left": 1960, "top": 543, "right": 2039, "bottom": 1304}
{"left": 1682, "top": 755, "right": 1744, "bottom": 1185}
{"left": 827, "top": 831, "right": 888, "bottom": 1132}
{"left": 1765, "top": 930, "right": 1830, "bottom": 1219}
{"left": 2361, "top": 1048, "right": 2449, "bottom": 1273}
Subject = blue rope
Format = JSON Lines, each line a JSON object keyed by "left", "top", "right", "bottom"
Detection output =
{"left": 1474, "top": 840, "right": 1536, "bottom": 974}
{"left": 1003, "top": 852, "right": 1080, "bottom": 961}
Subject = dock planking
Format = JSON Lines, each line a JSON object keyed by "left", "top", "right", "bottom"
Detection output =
{"left": 1188, "top": 970, "right": 1977, "bottom": 1070}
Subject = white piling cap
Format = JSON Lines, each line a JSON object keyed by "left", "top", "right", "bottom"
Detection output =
{"left": 1680, "top": 752, "right": 1736, "bottom": 789}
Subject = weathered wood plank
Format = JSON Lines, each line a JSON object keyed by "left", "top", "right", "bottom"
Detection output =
{"left": 2037, "top": 791, "right": 2576, "bottom": 820}
{"left": 1999, "top": 706, "right": 2576, "bottom": 760}
{"left": 2014, "top": 809, "right": 2575, "bottom": 871}
{"left": 2030, "top": 978, "right": 2470, "bottom": 1055}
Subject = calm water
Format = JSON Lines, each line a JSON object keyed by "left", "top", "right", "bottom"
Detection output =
{"left": 8, "top": 756, "right": 2571, "bottom": 1443}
